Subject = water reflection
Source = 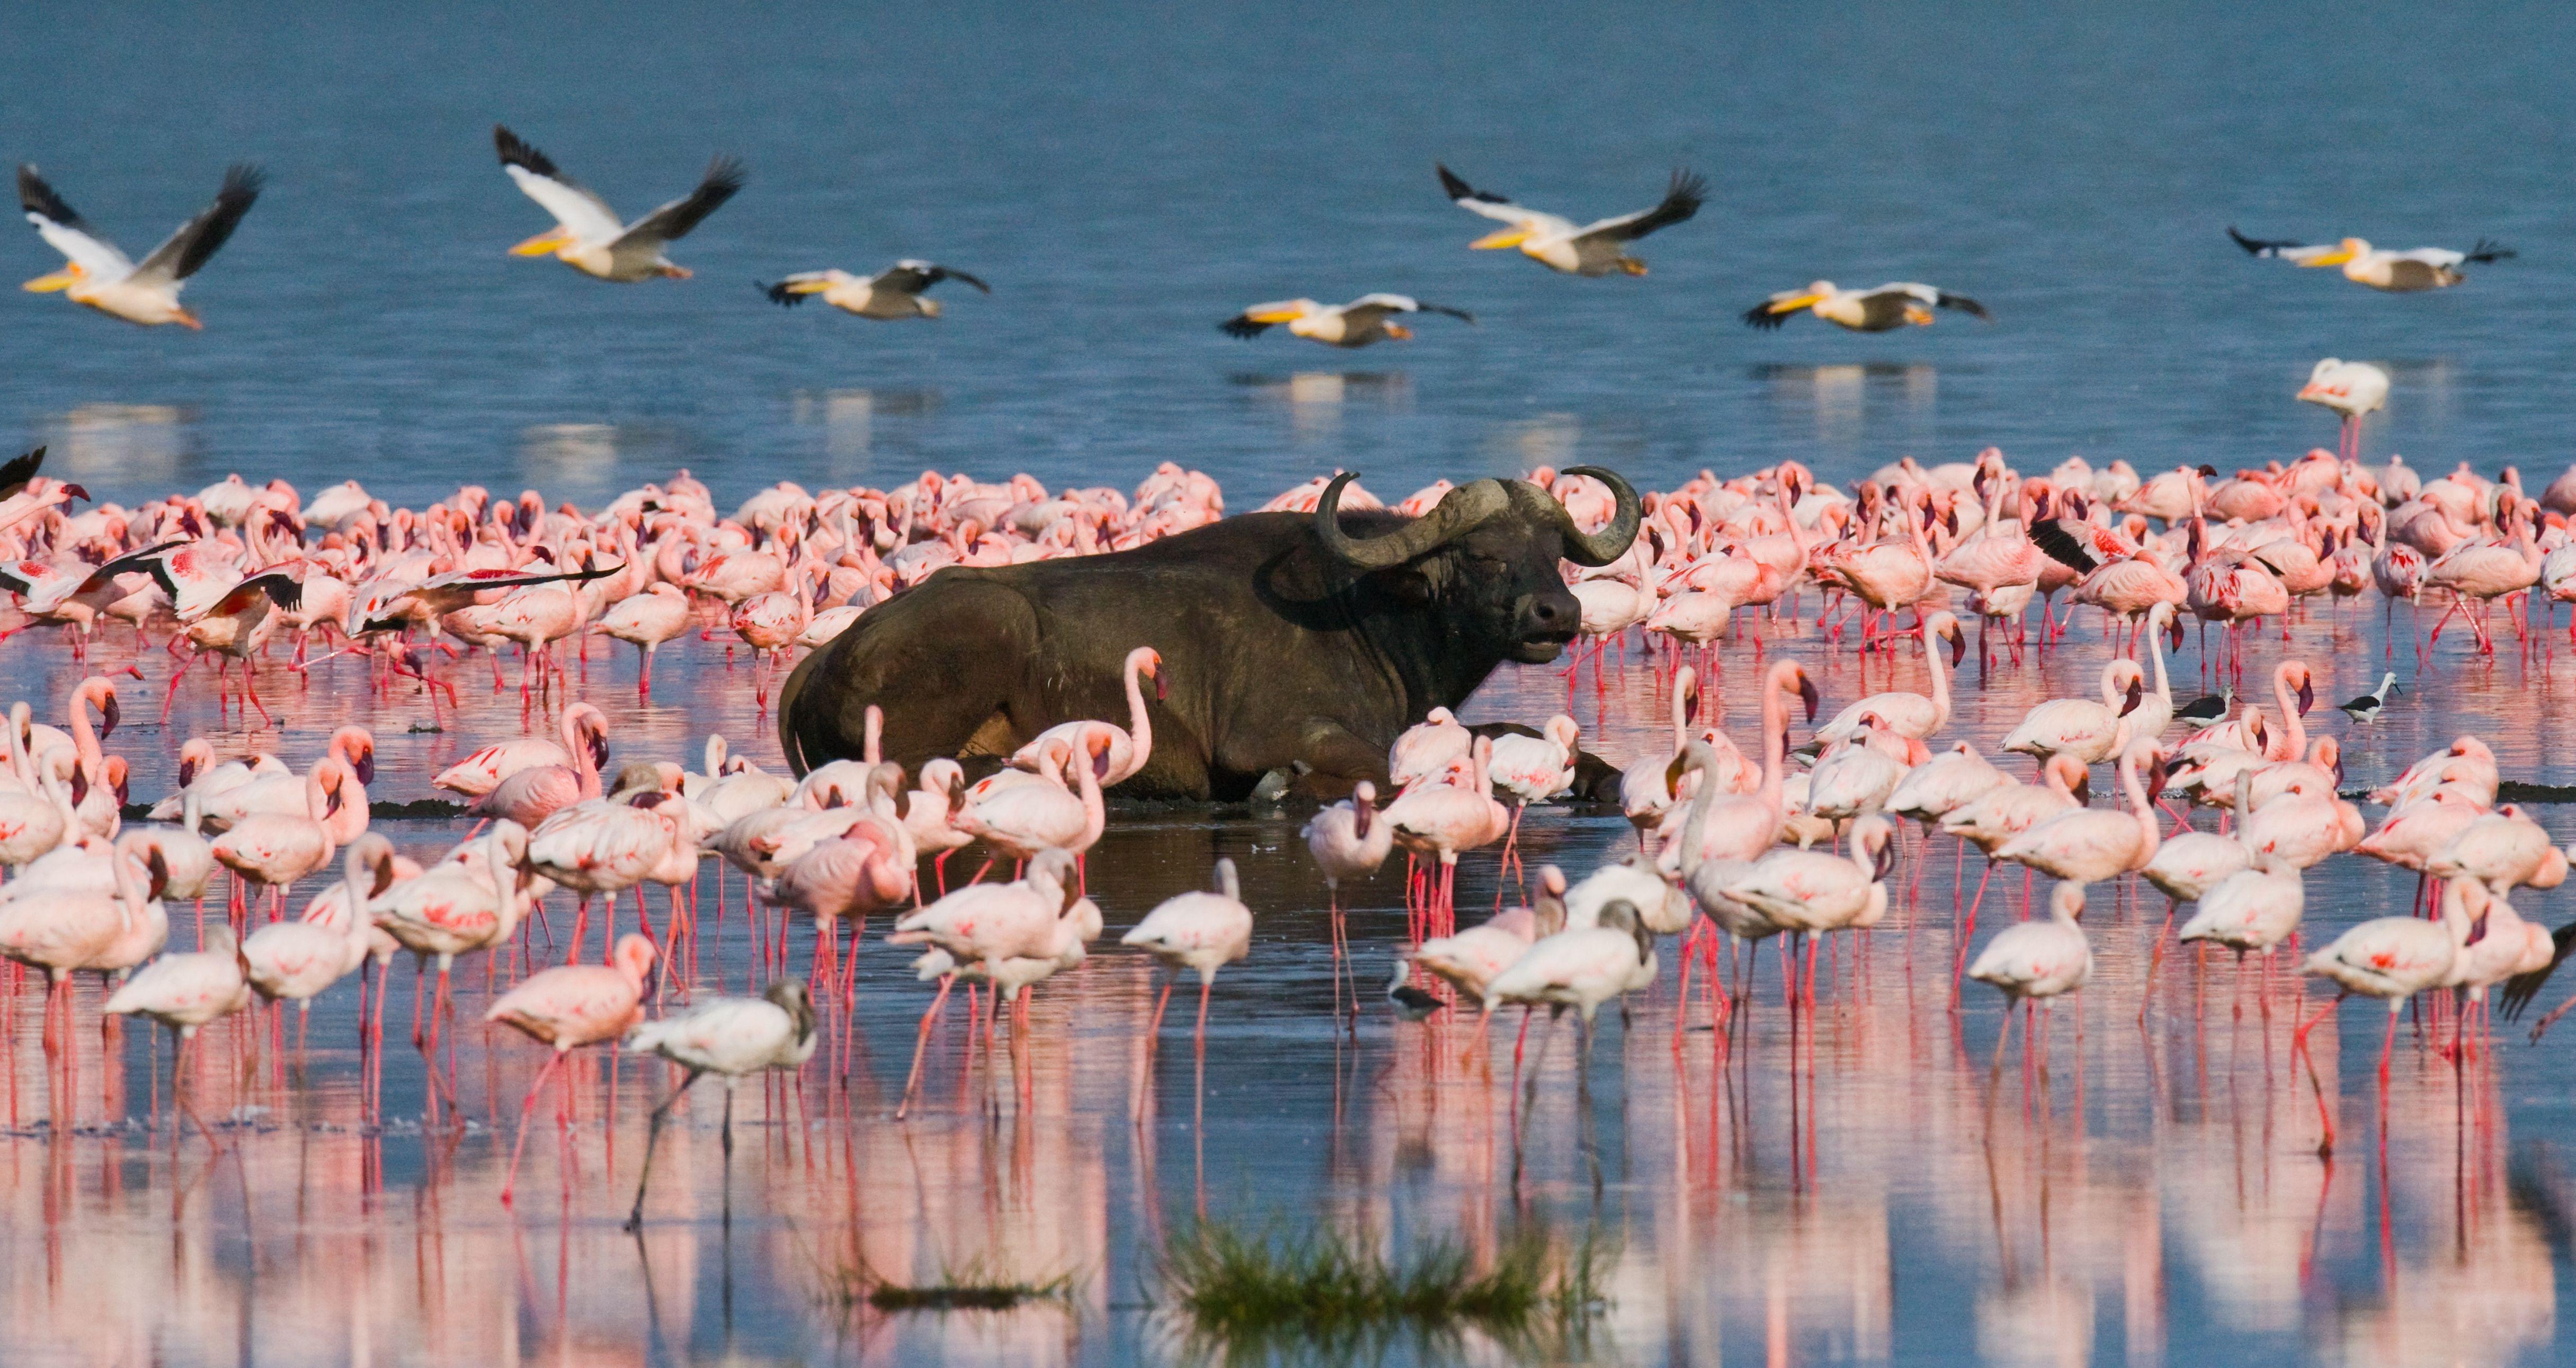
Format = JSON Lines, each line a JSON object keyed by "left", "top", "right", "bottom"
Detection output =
{"left": 1231, "top": 372, "right": 1411, "bottom": 441}
{"left": 42, "top": 403, "right": 199, "bottom": 485}
{"left": 0, "top": 589, "right": 2570, "bottom": 1362}
{"left": 789, "top": 389, "right": 943, "bottom": 478}
{"left": 1484, "top": 413, "right": 1581, "bottom": 474}
{"left": 1755, "top": 363, "right": 1940, "bottom": 448}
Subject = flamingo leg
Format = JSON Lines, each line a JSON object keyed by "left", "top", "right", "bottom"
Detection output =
{"left": 499, "top": 1050, "right": 569, "bottom": 1205}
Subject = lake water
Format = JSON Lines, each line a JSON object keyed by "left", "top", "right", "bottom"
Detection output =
{"left": 5, "top": 3, "right": 2576, "bottom": 1364}
{"left": 6, "top": 4, "right": 2576, "bottom": 509}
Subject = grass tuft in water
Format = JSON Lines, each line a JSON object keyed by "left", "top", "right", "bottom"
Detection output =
{"left": 824, "top": 1254, "right": 1074, "bottom": 1314}
{"left": 1156, "top": 1219, "right": 1608, "bottom": 1347}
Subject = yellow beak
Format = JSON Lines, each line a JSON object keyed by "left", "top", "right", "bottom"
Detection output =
{"left": 1469, "top": 227, "right": 1530, "bottom": 251}
{"left": 786, "top": 279, "right": 832, "bottom": 294}
{"left": 1246, "top": 307, "right": 1305, "bottom": 323}
{"left": 2299, "top": 247, "right": 2355, "bottom": 267}
{"left": 510, "top": 227, "right": 572, "bottom": 257}
{"left": 22, "top": 268, "right": 81, "bottom": 293}
{"left": 1769, "top": 293, "right": 1825, "bottom": 314}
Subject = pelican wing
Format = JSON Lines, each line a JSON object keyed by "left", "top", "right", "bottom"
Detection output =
{"left": 128, "top": 164, "right": 262, "bottom": 287}
{"left": 0, "top": 448, "right": 43, "bottom": 502}
{"left": 612, "top": 156, "right": 745, "bottom": 249}
{"left": 1436, "top": 163, "right": 1531, "bottom": 225}
{"left": 1345, "top": 293, "right": 1474, "bottom": 324}
{"left": 494, "top": 125, "right": 625, "bottom": 244}
{"left": 2226, "top": 227, "right": 2340, "bottom": 265}
{"left": 875, "top": 260, "right": 989, "bottom": 294}
{"left": 1572, "top": 169, "right": 1706, "bottom": 243}
{"left": 1883, "top": 282, "right": 1990, "bottom": 319}
{"left": 16, "top": 165, "right": 133, "bottom": 276}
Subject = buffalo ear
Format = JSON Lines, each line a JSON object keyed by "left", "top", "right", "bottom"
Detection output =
{"left": 1371, "top": 564, "right": 1438, "bottom": 606}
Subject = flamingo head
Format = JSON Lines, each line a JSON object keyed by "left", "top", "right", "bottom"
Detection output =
{"left": 1927, "top": 611, "right": 1965, "bottom": 667}
{"left": 764, "top": 979, "right": 818, "bottom": 1043}
{"left": 105, "top": 756, "right": 128, "bottom": 807}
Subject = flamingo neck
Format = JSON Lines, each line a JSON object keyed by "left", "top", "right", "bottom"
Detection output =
{"left": 1122, "top": 655, "right": 1153, "bottom": 771}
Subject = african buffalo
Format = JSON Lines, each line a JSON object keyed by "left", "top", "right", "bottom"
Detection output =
{"left": 776, "top": 468, "right": 1642, "bottom": 801}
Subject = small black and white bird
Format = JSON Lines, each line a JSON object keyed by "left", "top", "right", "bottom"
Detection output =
{"left": 1220, "top": 294, "right": 1471, "bottom": 348}
{"left": 2173, "top": 688, "right": 2232, "bottom": 726}
{"left": 1385, "top": 960, "right": 1442, "bottom": 1022}
{"left": 2339, "top": 672, "right": 2400, "bottom": 723}
{"left": 761, "top": 261, "right": 988, "bottom": 319}
{"left": 1744, "top": 280, "right": 1990, "bottom": 332}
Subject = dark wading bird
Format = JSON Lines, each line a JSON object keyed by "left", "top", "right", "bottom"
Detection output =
{"left": 1436, "top": 164, "right": 1704, "bottom": 276}
{"left": 494, "top": 123, "right": 743, "bottom": 281}
{"left": 19, "top": 162, "right": 261, "bottom": 328}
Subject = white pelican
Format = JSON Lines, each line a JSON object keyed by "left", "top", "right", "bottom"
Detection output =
{"left": 1744, "top": 280, "right": 1989, "bottom": 332}
{"left": 1435, "top": 164, "right": 1704, "bottom": 276}
{"left": 760, "top": 261, "right": 987, "bottom": 319}
{"left": 2296, "top": 358, "right": 2388, "bottom": 461}
{"left": 494, "top": 124, "right": 743, "bottom": 282}
{"left": 1220, "top": 294, "right": 1473, "bottom": 348}
{"left": 18, "top": 163, "right": 261, "bottom": 328}
{"left": 2228, "top": 227, "right": 2512, "bottom": 292}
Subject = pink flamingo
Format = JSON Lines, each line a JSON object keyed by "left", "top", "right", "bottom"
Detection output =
{"left": 486, "top": 932, "right": 658, "bottom": 1203}
{"left": 1387, "top": 707, "right": 1471, "bottom": 791}
{"left": 2294, "top": 878, "right": 2479, "bottom": 1153}
{"left": 243, "top": 834, "right": 393, "bottom": 1047}
{"left": 1303, "top": 779, "right": 1394, "bottom": 1013}
{"left": 956, "top": 735, "right": 1107, "bottom": 871}
{"left": 888, "top": 848, "right": 1082, "bottom": 1117}
{"left": 473, "top": 702, "right": 609, "bottom": 826}
{"left": 1122, "top": 857, "right": 1255, "bottom": 1056}
{"left": 210, "top": 757, "right": 358, "bottom": 919}
{"left": 1383, "top": 737, "right": 1510, "bottom": 934}
{"left": 1969, "top": 881, "right": 2094, "bottom": 1065}
{"left": 433, "top": 701, "right": 608, "bottom": 798}
{"left": 1994, "top": 738, "right": 2163, "bottom": 884}
{"left": 103, "top": 923, "right": 251, "bottom": 1140}
{"left": 592, "top": 581, "right": 693, "bottom": 693}
{"left": 1006, "top": 646, "right": 1165, "bottom": 788}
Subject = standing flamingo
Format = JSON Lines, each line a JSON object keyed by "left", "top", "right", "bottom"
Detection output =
{"left": 2294, "top": 876, "right": 2479, "bottom": 1152}
{"left": 1968, "top": 881, "right": 2094, "bottom": 1062}
{"left": 1122, "top": 857, "right": 1255, "bottom": 1056}
{"left": 622, "top": 979, "right": 818, "bottom": 1231}
{"left": 1303, "top": 779, "right": 1392, "bottom": 1014}
{"left": 485, "top": 932, "right": 658, "bottom": 1203}
{"left": 104, "top": 923, "right": 252, "bottom": 1139}
{"left": 1007, "top": 646, "right": 1163, "bottom": 786}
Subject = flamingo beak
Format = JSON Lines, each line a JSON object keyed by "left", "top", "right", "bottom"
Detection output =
{"left": 179, "top": 757, "right": 200, "bottom": 788}
{"left": 99, "top": 693, "right": 119, "bottom": 739}
{"left": 2466, "top": 909, "right": 2490, "bottom": 947}
{"left": 1873, "top": 839, "right": 1896, "bottom": 882}
{"left": 355, "top": 750, "right": 376, "bottom": 785}
{"left": 2297, "top": 678, "right": 2314, "bottom": 716}
{"left": 69, "top": 766, "right": 86, "bottom": 806}
{"left": 1947, "top": 627, "right": 1965, "bottom": 668}
{"left": 147, "top": 848, "right": 171, "bottom": 900}
{"left": 2072, "top": 772, "right": 2092, "bottom": 806}
{"left": 2146, "top": 757, "right": 2168, "bottom": 798}
{"left": 1797, "top": 674, "right": 1821, "bottom": 722}
{"left": 2120, "top": 680, "right": 2142, "bottom": 716}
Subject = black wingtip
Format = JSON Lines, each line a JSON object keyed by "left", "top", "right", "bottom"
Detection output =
{"left": 759, "top": 280, "right": 803, "bottom": 307}
{"left": 702, "top": 155, "right": 748, "bottom": 198}
{"left": 493, "top": 123, "right": 559, "bottom": 179}
{"left": 1436, "top": 162, "right": 1505, "bottom": 205}
{"left": 1666, "top": 167, "right": 1709, "bottom": 213}
{"left": 1743, "top": 302, "right": 1788, "bottom": 330}
{"left": 1219, "top": 315, "right": 1267, "bottom": 339}
{"left": 0, "top": 447, "right": 42, "bottom": 500}
{"left": 2467, "top": 238, "right": 2516, "bottom": 264}
{"left": 1938, "top": 292, "right": 1991, "bottom": 320}
{"left": 2029, "top": 520, "right": 2100, "bottom": 574}
{"left": 16, "top": 163, "right": 77, "bottom": 223}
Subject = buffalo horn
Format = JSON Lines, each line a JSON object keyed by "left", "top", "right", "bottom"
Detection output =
{"left": 1523, "top": 465, "right": 1641, "bottom": 567}
{"left": 1313, "top": 472, "right": 1510, "bottom": 570}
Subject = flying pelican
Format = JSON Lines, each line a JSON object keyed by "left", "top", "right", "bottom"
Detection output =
{"left": 1744, "top": 281, "right": 1990, "bottom": 332}
{"left": 1435, "top": 164, "right": 1704, "bottom": 276}
{"left": 1220, "top": 294, "right": 1473, "bottom": 348}
{"left": 17, "top": 163, "right": 261, "bottom": 328}
{"left": 2227, "top": 227, "right": 2512, "bottom": 292}
{"left": 494, "top": 125, "right": 743, "bottom": 281}
{"left": 760, "top": 261, "right": 988, "bottom": 319}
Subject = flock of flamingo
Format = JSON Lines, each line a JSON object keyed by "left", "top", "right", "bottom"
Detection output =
{"left": 1, "top": 431, "right": 2573, "bottom": 1209}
